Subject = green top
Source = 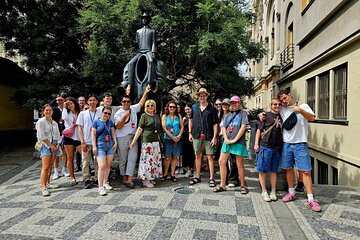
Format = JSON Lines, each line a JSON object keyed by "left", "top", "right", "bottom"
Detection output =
{"left": 138, "top": 113, "right": 163, "bottom": 143}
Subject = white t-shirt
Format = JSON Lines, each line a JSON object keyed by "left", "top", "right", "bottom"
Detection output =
{"left": 280, "top": 103, "right": 315, "bottom": 143}
{"left": 76, "top": 109, "right": 102, "bottom": 144}
{"left": 114, "top": 103, "right": 141, "bottom": 137}
{"left": 62, "top": 110, "right": 80, "bottom": 141}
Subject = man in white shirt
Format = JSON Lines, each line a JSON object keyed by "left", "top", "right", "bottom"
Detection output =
{"left": 77, "top": 94, "right": 102, "bottom": 189}
{"left": 114, "top": 85, "right": 151, "bottom": 188}
{"left": 277, "top": 89, "right": 321, "bottom": 212}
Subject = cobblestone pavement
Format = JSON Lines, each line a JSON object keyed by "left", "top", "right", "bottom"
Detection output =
{"left": 0, "top": 156, "right": 359, "bottom": 240}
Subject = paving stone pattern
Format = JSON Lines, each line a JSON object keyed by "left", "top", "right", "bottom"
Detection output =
{"left": 0, "top": 160, "right": 359, "bottom": 240}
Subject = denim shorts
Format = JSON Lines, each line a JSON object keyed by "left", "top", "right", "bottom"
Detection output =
{"left": 280, "top": 142, "right": 312, "bottom": 171}
{"left": 256, "top": 146, "right": 280, "bottom": 173}
{"left": 40, "top": 141, "right": 62, "bottom": 158}
{"left": 97, "top": 139, "right": 115, "bottom": 158}
{"left": 164, "top": 139, "right": 181, "bottom": 158}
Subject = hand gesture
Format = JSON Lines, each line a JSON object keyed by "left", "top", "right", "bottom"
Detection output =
{"left": 145, "top": 85, "right": 151, "bottom": 94}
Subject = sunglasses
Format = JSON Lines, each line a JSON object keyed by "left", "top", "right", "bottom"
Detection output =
{"left": 272, "top": 103, "right": 282, "bottom": 106}
{"left": 215, "top": 103, "right": 222, "bottom": 106}
{"left": 146, "top": 104, "right": 154, "bottom": 108}
{"left": 169, "top": 106, "right": 176, "bottom": 109}
{"left": 122, "top": 100, "right": 131, "bottom": 103}
{"left": 103, "top": 112, "right": 112, "bottom": 115}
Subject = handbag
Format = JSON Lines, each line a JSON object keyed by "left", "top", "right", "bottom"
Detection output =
{"left": 62, "top": 125, "right": 76, "bottom": 138}
{"left": 34, "top": 141, "right": 42, "bottom": 151}
{"left": 282, "top": 112, "right": 297, "bottom": 130}
{"left": 62, "top": 114, "right": 78, "bottom": 138}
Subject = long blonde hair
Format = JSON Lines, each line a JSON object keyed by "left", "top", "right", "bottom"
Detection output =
{"left": 144, "top": 99, "right": 157, "bottom": 114}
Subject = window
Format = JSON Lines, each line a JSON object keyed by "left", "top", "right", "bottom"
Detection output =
{"left": 307, "top": 78, "right": 316, "bottom": 112}
{"left": 333, "top": 64, "right": 347, "bottom": 119}
{"left": 332, "top": 166, "right": 338, "bottom": 185}
{"left": 318, "top": 160, "right": 328, "bottom": 184}
{"left": 318, "top": 72, "right": 329, "bottom": 119}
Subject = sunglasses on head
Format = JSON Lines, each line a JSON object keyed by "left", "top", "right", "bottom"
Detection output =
{"left": 146, "top": 104, "right": 154, "bottom": 108}
{"left": 103, "top": 112, "right": 112, "bottom": 115}
{"left": 122, "top": 100, "right": 131, "bottom": 103}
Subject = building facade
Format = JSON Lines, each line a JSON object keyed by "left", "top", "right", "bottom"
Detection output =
{"left": 246, "top": 0, "right": 360, "bottom": 186}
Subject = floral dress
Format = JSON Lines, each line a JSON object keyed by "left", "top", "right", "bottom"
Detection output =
{"left": 137, "top": 113, "right": 163, "bottom": 180}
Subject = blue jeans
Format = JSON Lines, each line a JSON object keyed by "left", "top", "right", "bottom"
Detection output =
{"left": 280, "top": 142, "right": 312, "bottom": 171}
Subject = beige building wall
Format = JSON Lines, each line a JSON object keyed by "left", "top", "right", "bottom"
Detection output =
{"left": 247, "top": 0, "right": 360, "bottom": 186}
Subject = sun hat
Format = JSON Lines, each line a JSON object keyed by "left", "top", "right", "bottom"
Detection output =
{"left": 222, "top": 98, "right": 230, "bottom": 105}
{"left": 197, "top": 88, "right": 210, "bottom": 96}
{"left": 230, "top": 96, "right": 241, "bottom": 103}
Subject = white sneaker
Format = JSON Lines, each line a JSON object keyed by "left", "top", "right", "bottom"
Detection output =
{"left": 104, "top": 182, "right": 113, "bottom": 190}
{"left": 98, "top": 187, "right": 107, "bottom": 196}
{"left": 228, "top": 183, "right": 235, "bottom": 188}
{"left": 270, "top": 192, "right": 277, "bottom": 201}
{"left": 42, "top": 188, "right": 50, "bottom": 197}
{"left": 47, "top": 184, "right": 60, "bottom": 189}
{"left": 143, "top": 180, "right": 154, "bottom": 188}
{"left": 61, "top": 168, "right": 70, "bottom": 177}
{"left": 52, "top": 170, "right": 59, "bottom": 180}
{"left": 184, "top": 170, "right": 192, "bottom": 178}
{"left": 261, "top": 192, "right": 271, "bottom": 202}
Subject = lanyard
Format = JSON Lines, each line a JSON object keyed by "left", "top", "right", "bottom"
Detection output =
{"left": 89, "top": 110, "right": 97, "bottom": 124}
{"left": 153, "top": 116, "right": 158, "bottom": 133}
{"left": 47, "top": 120, "right": 53, "bottom": 142}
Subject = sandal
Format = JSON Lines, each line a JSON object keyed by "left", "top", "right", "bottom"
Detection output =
{"left": 213, "top": 185, "right": 226, "bottom": 192}
{"left": 161, "top": 175, "right": 168, "bottom": 181}
{"left": 240, "top": 186, "right": 249, "bottom": 194}
{"left": 189, "top": 177, "right": 201, "bottom": 185}
{"left": 171, "top": 176, "right": 178, "bottom": 182}
{"left": 209, "top": 179, "right": 216, "bottom": 188}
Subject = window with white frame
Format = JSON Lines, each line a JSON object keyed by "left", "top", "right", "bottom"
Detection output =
{"left": 333, "top": 64, "right": 347, "bottom": 119}
{"left": 318, "top": 72, "right": 329, "bottom": 119}
{"left": 306, "top": 63, "right": 348, "bottom": 122}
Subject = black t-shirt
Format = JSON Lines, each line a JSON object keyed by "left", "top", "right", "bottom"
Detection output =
{"left": 190, "top": 103, "right": 219, "bottom": 141}
{"left": 258, "top": 112, "right": 283, "bottom": 148}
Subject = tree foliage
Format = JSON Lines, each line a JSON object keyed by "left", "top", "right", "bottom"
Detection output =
{"left": 0, "top": 0, "right": 265, "bottom": 107}
{"left": 0, "top": 0, "right": 86, "bottom": 108}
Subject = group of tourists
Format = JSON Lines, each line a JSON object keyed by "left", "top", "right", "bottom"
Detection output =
{"left": 35, "top": 86, "right": 321, "bottom": 212}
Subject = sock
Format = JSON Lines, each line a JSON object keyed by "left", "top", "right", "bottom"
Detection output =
{"left": 262, "top": 189, "right": 267, "bottom": 193}
{"left": 307, "top": 194, "right": 314, "bottom": 201}
{"left": 271, "top": 188, "right": 276, "bottom": 194}
{"left": 289, "top": 188, "right": 295, "bottom": 195}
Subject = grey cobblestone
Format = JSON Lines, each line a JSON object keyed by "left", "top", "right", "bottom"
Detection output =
{"left": 0, "top": 159, "right": 358, "bottom": 239}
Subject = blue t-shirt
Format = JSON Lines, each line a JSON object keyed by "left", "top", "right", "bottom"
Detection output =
{"left": 92, "top": 119, "right": 114, "bottom": 142}
{"left": 164, "top": 115, "right": 180, "bottom": 140}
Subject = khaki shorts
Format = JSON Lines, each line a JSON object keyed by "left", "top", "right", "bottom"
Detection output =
{"left": 193, "top": 138, "right": 216, "bottom": 155}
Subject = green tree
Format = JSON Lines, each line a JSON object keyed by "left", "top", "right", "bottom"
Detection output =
{"left": 0, "top": 0, "right": 86, "bottom": 108}
{"left": 80, "top": 0, "right": 265, "bottom": 101}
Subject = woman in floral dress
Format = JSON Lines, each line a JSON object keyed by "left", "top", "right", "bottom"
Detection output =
{"left": 130, "top": 99, "right": 163, "bottom": 187}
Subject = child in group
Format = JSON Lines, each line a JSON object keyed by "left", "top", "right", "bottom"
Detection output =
{"left": 254, "top": 98, "right": 283, "bottom": 202}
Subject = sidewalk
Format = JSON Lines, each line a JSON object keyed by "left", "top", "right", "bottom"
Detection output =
{"left": 0, "top": 148, "right": 359, "bottom": 239}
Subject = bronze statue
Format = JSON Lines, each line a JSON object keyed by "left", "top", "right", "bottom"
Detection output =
{"left": 122, "top": 12, "right": 166, "bottom": 103}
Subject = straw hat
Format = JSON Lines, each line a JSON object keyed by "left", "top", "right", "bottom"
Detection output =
{"left": 197, "top": 88, "right": 210, "bottom": 96}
